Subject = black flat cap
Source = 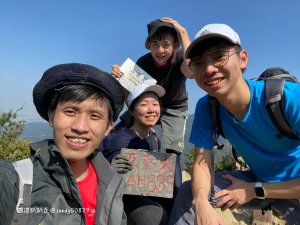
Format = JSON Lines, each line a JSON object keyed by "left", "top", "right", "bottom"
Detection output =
{"left": 33, "top": 63, "right": 124, "bottom": 122}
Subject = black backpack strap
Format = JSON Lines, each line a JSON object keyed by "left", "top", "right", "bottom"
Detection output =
{"left": 265, "top": 79, "right": 298, "bottom": 139}
{"left": 208, "top": 96, "right": 224, "bottom": 149}
{"left": 209, "top": 96, "right": 223, "bottom": 136}
{"left": 231, "top": 147, "right": 249, "bottom": 169}
{"left": 152, "top": 130, "right": 162, "bottom": 153}
{"left": 208, "top": 95, "right": 248, "bottom": 169}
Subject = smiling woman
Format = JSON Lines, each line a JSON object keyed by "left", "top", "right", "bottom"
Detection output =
{"left": 99, "top": 83, "right": 178, "bottom": 225}
{"left": 100, "top": 83, "right": 165, "bottom": 163}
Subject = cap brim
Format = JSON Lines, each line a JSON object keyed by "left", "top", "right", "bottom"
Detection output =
{"left": 144, "top": 84, "right": 165, "bottom": 97}
{"left": 185, "top": 33, "right": 237, "bottom": 59}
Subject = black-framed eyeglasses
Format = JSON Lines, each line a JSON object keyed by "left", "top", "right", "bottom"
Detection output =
{"left": 188, "top": 49, "right": 240, "bottom": 73}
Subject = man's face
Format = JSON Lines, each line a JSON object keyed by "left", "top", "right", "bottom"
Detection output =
{"left": 49, "top": 98, "right": 113, "bottom": 162}
{"left": 189, "top": 42, "right": 247, "bottom": 97}
{"left": 148, "top": 35, "right": 178, "bottom": 65}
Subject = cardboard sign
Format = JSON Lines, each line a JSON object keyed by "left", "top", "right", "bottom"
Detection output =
{"left": 121, "top": 148, "right": 176, "bottom": 198}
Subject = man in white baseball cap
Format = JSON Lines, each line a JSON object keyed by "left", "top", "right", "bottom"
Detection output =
{"left": 168, "top": 24, "right": 300, "bottom": 225}
{"left": 185, "top": 23, "right": 241, "bottom": 59}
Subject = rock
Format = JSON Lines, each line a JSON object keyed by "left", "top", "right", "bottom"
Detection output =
{"left": 252, "top": 210, "right": 272, "bottom": 224}
{"left": 180, "top": 171, "right": 286, "bottom": 225}
{"left": 216, "top": 209, "right": 242, "bottom": 225}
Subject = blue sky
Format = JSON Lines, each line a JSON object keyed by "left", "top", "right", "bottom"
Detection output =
{"left": 1, "top": 0, "right": 300, "bottom": 122}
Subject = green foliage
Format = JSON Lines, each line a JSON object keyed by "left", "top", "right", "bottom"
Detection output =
{"left": 183, "top": 147, "right": 236, "bottom": 175}
{"left": 183, "top": 146, "right": 195, "bottom": 175}
{"left": 214, "top": 154, "right": 236, "bottom": 172}
{"left": 0, "top": 109, "right": 31, "bottom": 161}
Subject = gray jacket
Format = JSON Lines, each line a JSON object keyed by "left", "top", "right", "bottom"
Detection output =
{"left": 0, "top": 140, "right": 126, "bottom": 225}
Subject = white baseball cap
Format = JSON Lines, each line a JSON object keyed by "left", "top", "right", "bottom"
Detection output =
{"left": 186, "top": 23, "right": 241, "bottom": 59}
{"left": 127, "top": 83, "right": 165, "bottom": 107}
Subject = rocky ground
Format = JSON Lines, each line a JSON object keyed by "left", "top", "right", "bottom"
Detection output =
{"left": 216, "top": 208, "right": 286, "bottom": 225}
{"left": 181, "top": 171, "right": 286, "bottom": 225}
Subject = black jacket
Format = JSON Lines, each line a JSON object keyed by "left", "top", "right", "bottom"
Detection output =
{"left": 0, "top": 139, "right": 126, "bottom": 225}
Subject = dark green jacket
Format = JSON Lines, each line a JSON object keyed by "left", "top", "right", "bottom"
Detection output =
{"left": 0, "top": 140, "right": 126, "bottom": 225}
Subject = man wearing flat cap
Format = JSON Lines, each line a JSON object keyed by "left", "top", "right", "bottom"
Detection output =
{"left": 0, "top": 63, "right": 127, "bottom": 225}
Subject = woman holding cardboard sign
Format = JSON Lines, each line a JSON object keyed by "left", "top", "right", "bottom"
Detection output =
{"left": 99, "top": 83, "right": 171, "bottom": 225}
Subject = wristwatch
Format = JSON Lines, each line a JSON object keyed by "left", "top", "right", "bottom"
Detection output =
{"left": 255, "top": 182, "right": 266, "bottom": 199}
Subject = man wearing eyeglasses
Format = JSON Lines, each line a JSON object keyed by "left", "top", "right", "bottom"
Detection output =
{"left": 168, "top": 24, "right": 300, "bottom": 225}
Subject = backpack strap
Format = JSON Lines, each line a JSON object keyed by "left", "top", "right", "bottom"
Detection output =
{"left": 10, "top": 158, "right": 33, "bottom": 225}
{"left": 208, "top": 96, "right": 224, "bottom": 149}
{"left": 152, "top": 130, "right": 162, "bottom": 153}
{"left": 231, "top": 146, "right": 248, "bottom": 169}
{"left": 208, "top": 95, "right": 249, "bottom": 169}
{"left": 265, "top": 79, "right": 298, "bottom": 139}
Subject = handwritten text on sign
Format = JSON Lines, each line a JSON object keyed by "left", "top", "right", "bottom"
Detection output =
{"left": 121, "top": 149, "right": 176, "bottom": 198}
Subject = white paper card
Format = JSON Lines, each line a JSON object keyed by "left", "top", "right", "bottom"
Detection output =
{"left": 118, "top": 58, "right": 157, "bottom": 92}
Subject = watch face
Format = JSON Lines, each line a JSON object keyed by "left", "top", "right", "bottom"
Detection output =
{"left": 255, "top": 186, "right": 265, "bottom": 198}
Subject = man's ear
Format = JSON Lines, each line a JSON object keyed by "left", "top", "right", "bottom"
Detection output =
{"left": 239, "top": 50, "right": 248, "bottom": 70}
{"left": 104, "top": 121, "right": 114, "bottom": 136}
{"left": 146, "top": 40, "right": 151, "bottom": 49}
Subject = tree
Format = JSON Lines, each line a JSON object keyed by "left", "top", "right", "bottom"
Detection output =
{"left": 183, "top": 140, "right": 236, "bottom": 175}
{"left": 0, "top": 109, "right": 31, "bottom": 160}
{"left": 183, "top": 146, "right": 195, "bottom": 175}
{"left": 214, "top": 154, "right": 236, "bottom": 172}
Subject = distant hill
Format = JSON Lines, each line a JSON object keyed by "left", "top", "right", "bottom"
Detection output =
{"left": 182, "top": 114, "right": 232, "bottom": 164}
{"left": 21, "top": 122, "right": 53, "bottom": 142}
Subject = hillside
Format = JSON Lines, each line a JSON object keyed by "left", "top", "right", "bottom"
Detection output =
{"left": 183, "top": 114, "right": 232, "bottom": 163}
{"left": 21, "top": 122, "right": 53, "bottom": 141}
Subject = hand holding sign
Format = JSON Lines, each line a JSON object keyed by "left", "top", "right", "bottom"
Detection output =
{"left": 111, "top": 154, "right": 133, "bottom": 174}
